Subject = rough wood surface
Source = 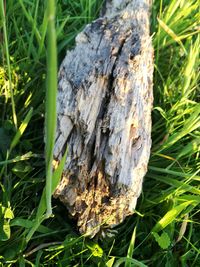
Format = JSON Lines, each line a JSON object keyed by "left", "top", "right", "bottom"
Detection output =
{"left": 53, "top": 0, "right": 154, "bottom": 237}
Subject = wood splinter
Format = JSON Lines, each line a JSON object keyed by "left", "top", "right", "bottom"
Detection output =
{"left": 53, "top": 0, "right": 154, "bottom": 237}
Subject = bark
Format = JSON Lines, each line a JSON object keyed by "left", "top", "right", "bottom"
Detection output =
{"left": 53, "top": 0, "right": 154, "bottom": 237}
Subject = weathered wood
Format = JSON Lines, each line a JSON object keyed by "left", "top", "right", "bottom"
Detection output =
{"left": 53, "top": 0, "right": 154, "bottom": 237}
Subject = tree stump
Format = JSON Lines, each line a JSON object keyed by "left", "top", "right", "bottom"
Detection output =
{"left": 53, "top": 0, "right": 154, "bottom": 237}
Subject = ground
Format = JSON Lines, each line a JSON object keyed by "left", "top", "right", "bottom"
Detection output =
{"left": 0, "top": 0, "right": 199, "bottom": 266}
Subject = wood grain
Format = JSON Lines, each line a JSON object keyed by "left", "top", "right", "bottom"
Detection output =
{"left": 53, "top": 0, "right": 154, "bottom": 237}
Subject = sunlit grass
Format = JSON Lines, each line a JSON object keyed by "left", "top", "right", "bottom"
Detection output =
{"left": 45, "top": 0, "right": 57, "bottom": 218}
{"left": 0, "top": 0, "right": 199, "bottom": 266}
{"left": 0, "top": 0, "right": 17, "bottom": 128}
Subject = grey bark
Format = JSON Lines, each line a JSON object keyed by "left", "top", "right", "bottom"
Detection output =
{"left": 53, "top": 0, "right": 154, "bottom": 237}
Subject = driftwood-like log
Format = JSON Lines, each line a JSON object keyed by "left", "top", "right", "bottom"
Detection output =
{"left": 53, "top": 0, "right": 154, "bottom": 237}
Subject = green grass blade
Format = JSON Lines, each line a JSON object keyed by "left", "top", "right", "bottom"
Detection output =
{"left": 152, "top": 201, "right": 197, "bottom": 233}
{"left": 0, "top": 0, "right": 17, "bottom": 129}
{"left": 0, "top": 152, "right": 36, "bottom": 165}
{"left": 37, "top": 148, "right": 68, "bottom": 220}
{"left": 18, "top": 0, "right": 41, "bottom": 45}
{"left": 10, "top": 218, "right": 51, "bottom": 234}
{"left": 45, "top": 0, "right": 57, "bottom": 217}
{"left": 37, "top": 8, "right": 48, "bottom": 59}
{"left": 149, "top": 166, "right": 200, "bottom": 180}
{"left": 157, "top": 17, "right": 187, "bottom": 54}
{"left": 182, "top": 35, "right": 200, "bottom": 96}
{"left": 106, "top": 257, "right": 115, "bottom": 267}
{"left": 27, "top": 0, "right": 40, "bottom": 59}
{"left": 149, "top": 175, "right": 200, "bottom": 195}
{"left": 158, "top": 104, "right": 200, "bottom": 152}
{"left": 114, "top": 257, "right": 147, "bottom": 267}
{"left": 10, "top": 107, "right": 33, "bottom": 151}
{"left": 26, "top": 148, "right": 67, "bottom": 242}
{"left": 125, "top": 226, "right": 137, "bottom": 267}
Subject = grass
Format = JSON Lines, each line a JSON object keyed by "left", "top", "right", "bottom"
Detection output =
{"left": 45, "top": 0, "right": 57, "bottom": 218}
{"left": 0, "top": 0, "right": 199, "bottom": 266}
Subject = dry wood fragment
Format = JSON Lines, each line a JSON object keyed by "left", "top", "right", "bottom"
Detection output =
{"left": 53, "top": 0, "right": 154, "bottom": 237}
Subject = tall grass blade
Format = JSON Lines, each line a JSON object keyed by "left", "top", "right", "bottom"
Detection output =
{"left": 0, "top": 0, "right": 17, "bottom": 129}
{"left": 125, "top": 226, "right": 137, "bottom": 267}
{"left": 45, "top": 0, "right": 57, "bottom": 217}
